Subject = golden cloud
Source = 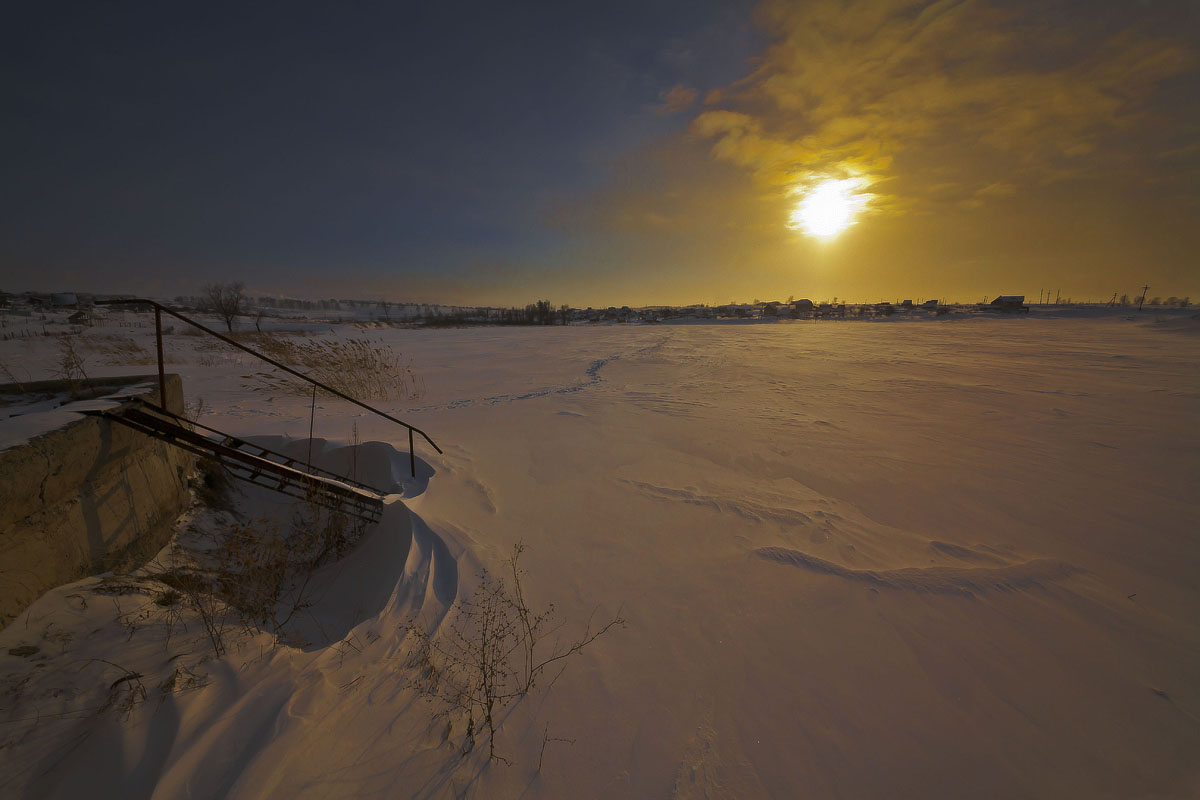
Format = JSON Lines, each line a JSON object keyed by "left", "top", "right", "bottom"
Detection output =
{"left": 541, "top": 0, "right": 1199, "bottom": 305}
{"left": 691, "top": 0, "right": 1196, "bottom": 216}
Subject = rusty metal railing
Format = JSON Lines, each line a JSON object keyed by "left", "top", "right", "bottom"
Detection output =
{"left": 94, "top": 298, "right": 441, "bottom": 476}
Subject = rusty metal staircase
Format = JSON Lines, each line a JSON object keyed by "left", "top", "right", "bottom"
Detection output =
{"left": 86, "top": 399, "right": 386, "bottom": 524}
{"left": 84, "top": 297, "right": 445, "bottom": 527}
{"left": 93, "top": 298, "right": 441, "bottom": 479}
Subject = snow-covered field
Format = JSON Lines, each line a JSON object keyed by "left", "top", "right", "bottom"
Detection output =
{"left": 2, "top": 310, "right": 1198, "bottom": 798}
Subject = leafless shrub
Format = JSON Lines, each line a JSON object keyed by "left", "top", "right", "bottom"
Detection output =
{"left": 155, "top": 569, "right": 228, "bottom": 657}
{"left": 41, "top": 623, "right": 74, "bottom": 656}
{"left": 184, "top": 395, "right": 207, "bottom": 421}
{"left": 538, "top": 722, "right": 575, "bottom": 773}
{"left": 151, "top": 492, "right": 362, "bottom": 656}
{"left": 192, "top": 457, "right": 234, "bottom": 511}
{"left": 87, "top": 659, "right": 147, "bottom": 721}
{"left": 54, "top": 335, "right": 92, "bottom": 397}
{"left": 213, "top": 520, "right": 293, "bottom": 628}
{"left": 90, "top": 577, "right": 152, "bottom": 597}
{"left": 89, "top": 576, "right": 193, "bottom": 652}
{"left": 159, "top": 664, "right": 209, "bottom": 696}
{"left": 0, "top": 357, "right": 29, "bottom": 392}
{"left": 209, "top": 509, "right": 348, "bottom": 637}
{"left": 404, "top": 543, "right": 624, "bottom": 763}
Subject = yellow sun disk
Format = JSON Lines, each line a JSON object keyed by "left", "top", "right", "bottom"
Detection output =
{"left": 791, "top": 179, "right": 867, "bottom": 239}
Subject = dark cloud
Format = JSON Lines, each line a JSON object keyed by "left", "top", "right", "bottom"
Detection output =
{"left": 656, "top": 84, "right": 701, "bottom": 114}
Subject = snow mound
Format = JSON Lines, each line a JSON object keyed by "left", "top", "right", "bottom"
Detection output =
{"left": 283, "top": 495, "right": 458, "bottom": 651}
{"left": 0, "top": 439, "right": 468, "bottom": 798}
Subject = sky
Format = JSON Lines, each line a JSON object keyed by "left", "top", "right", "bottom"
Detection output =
{"left": 2, "top": 0, "right": 1197, "bottom": 306}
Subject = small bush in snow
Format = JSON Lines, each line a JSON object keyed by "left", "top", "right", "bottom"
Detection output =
{"left": 404, "top": 543, "right": 624, "bottom": 764}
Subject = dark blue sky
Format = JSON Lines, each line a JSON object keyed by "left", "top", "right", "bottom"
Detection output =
{"left": 2, "top": 0, "right": 757, "bottom": 299}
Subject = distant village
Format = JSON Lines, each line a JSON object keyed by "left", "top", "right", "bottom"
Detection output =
{"left": 0, "top": 288, "right": 1189, "bottom": 331}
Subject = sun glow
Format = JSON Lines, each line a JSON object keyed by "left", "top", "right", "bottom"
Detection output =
{"left": 790, "top": 178, "right": 870, "bottom": 239}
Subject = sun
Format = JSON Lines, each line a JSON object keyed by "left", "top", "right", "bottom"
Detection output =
{"left": 790, "top": 178, "right": 869, "bottom": 239}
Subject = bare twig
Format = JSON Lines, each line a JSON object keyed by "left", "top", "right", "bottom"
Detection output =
{"left": 537, "top": 721, "right": 575, "bottom": 772}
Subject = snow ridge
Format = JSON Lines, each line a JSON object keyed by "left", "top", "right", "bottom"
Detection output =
{"left": 755, "top": 546, "right": 1077, "bottom": 594}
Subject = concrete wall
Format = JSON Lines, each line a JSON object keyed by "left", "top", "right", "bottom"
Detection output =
{"left": 0, "top": 375, "right": 194, "bottom": 627}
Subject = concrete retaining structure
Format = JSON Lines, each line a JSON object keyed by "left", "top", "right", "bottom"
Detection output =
{"left": 0, "top": 375, "right": 194, "bottom": 627}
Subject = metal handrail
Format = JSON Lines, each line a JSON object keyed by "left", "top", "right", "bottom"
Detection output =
{"left": 94, "top": 298, "right": 441, "bottom": 476}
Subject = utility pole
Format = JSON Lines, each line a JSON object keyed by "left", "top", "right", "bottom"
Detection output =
{"left": 1138, "top": 284, "right": 1150, "bottom": 311}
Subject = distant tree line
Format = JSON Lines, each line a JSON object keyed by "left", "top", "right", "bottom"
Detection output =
{"left": 421, "top": 300, "right": 570, "bottom": 327}
{"left": 176, "top": 294, "right": 354, "bottom": 312}
{"left": 174, "top": 286, "right": 575, "bottom": 329}
{"left": 1115, "top": 294, "right": 1189, "bottom": 308}
{"left": 498, "top": 300, "right": 569, "bottom": 325}
{"left": 168, "top": 285, "right": 1194, "bottom": 333}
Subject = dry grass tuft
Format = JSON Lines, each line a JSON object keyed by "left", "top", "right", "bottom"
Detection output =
{"left": 84, "top": 334, "right": 156, "bottom": 366}
{"left": 149, "top": 492, "right": 363, "bottom": 655}
{"left": 245, "top": 335, "right": 423, "bottom": 401}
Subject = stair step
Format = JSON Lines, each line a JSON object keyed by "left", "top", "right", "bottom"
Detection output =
{"left": 86, "top": 403, "right": 387, "bottom": 525}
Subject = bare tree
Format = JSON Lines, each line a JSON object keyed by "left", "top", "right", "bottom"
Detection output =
{"left": 202, "top": 281, "right": 247, "bottom": 332}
